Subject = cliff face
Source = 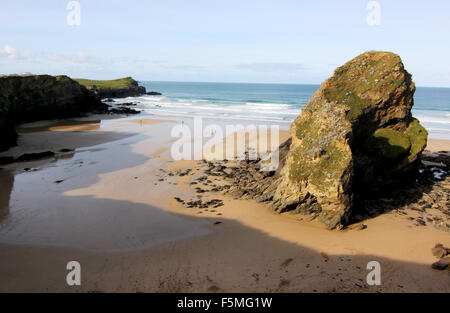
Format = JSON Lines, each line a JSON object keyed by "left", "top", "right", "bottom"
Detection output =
{"left": 272, "top": 51, "right": 428, "bottom": 229}
{"left": 0, "top": 116, "right": 17, "bottom": 152}
{"left": 74, "top": 77, "right": 146, "bottom": 99}
{"left": 0, "top": 75, "right": 107, "bottom": 151}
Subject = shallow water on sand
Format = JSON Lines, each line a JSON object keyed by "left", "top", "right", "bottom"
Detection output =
{"left": 0, "top": 119, "right": 211, "bottom": 252}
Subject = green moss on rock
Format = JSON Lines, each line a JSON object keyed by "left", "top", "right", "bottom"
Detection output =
{"left": 323, "top": 51, "right": 412, "bottom": 124}
{"left": 406, "top": 118, "right": 428, "bottom": 161}
{"left": 365, "top": 128, "right": 411, "bottom": 161}
{"left": 310, "top": 144, "right": 350, "bottom": 192}
{"left": 323, "top": 88, "right": 370, "bottom": 122}
{"left": 272, "top": 51, "right": 427, "bottom": 230}
{"left": 295, "top": 115, "right": 315, "bottom": 139}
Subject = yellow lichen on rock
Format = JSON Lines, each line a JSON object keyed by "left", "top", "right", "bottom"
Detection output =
{"left": 272, "top": 51, "right": 427, "bottom": 229}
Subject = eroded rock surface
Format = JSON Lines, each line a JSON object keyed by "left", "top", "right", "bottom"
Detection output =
{"left": 270, "top": 51, "right": 428, "bottom": 229}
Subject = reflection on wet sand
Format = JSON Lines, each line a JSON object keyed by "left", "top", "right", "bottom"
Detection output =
{"left": 0, "top": 170, "right": 14, "bottom": 222}
{"left": 16, "top": 119, "right": 102, "bottom": 133}
{"left": 0, "top": 115, "right": 137, "bottom": 161}
{"left": 0, "top": 119, "right": 209, "bottom": 251}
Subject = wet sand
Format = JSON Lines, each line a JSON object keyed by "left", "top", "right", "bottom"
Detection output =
{"left": 0, "top": 115, "right": 449, "bottom": 292}
{"left": 0, "top": 115, "right": 131, "bottom": 159}
{"left": 426, "top": 139, "right": 450, "bottom": 153}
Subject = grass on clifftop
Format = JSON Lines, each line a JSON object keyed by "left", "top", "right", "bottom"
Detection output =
{"left": 74, "top": 77, "right": 137, "bottom": 90}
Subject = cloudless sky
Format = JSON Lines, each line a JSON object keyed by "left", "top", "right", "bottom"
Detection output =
{"left": 0, "top": 0, "right": 449, "bottom": 86}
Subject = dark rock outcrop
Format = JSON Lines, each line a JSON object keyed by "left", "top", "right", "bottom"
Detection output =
{"left": 15, "top": 151, "right": 55, "bottom": 162}
{"left": 0, "top": 75, "right": 107, "bottom": 151}
{"left": 146, "top": 91, "right": 162, "bottom": 96}
{"left": 187, "top": 148, "right": 449, "bottom": 232}
{"left": 431, "top": 243, "right": 450, "bottom": 270}
{"left": 0, "top": 151, "right": 56, "bottom": 165}
{"left": 272, "top": 51, "right": 428, "bottom": 229}
{"left": 109, "top": 107, "right": 141, "bottom": 115}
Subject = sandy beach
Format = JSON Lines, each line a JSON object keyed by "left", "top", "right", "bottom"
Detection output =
{"left": 0, "top": 114, "right": 448, "bottom": 293}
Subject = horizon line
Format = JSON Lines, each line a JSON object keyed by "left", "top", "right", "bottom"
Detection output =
{"left": 2, "top": 73, "right": 448, "bottom": 89}
{"left": 138, "top": 79, "right": 450, "bottom": 89}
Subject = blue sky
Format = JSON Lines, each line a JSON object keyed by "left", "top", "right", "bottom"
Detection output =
{"left": 0, "top": 0, "right": 449, "bottom": 86}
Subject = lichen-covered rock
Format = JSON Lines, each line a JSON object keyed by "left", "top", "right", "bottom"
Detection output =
{"left": 0, "top": 75, "right": 107, "bottom": 151}
{"left": 272, "top": 51, "right": 428, "bottom": 229}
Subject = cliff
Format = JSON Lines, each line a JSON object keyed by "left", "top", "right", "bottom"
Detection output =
{"left": 272, "top": 51, "right": 428, "bottom": 229}
{"left": 74, "top": 77, "right": 147, "bottom": 99}
{"left": 0, "top": 75, "right": 107, "bottom": 151}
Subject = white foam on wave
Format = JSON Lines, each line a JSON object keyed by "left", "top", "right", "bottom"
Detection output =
{"left": 141, "top": 108, "right": 292, "bottom": 124}
{"left": 118, "top": 96, "right": 450, "bottom": 131}
{"left": 244, "top": 102, "right": 291, "bottom": 108}
{"left": 416, "top": 117, "right": 450, "bottom": 124}
{"left": 423, "top": 127, "right": 450, "bottom": 132}
{"left": 130, "top": 95, "right": 302, "bottom": 118}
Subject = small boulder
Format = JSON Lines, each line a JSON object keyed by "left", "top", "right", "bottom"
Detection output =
{"left": 431, "top": 257, "right": 450, "bottom": 271}
{"left": 431, "top": 243, "right": 450, "bottom": 259}
{"left": 146, "top": 91, "right": 162, "bottom": 96}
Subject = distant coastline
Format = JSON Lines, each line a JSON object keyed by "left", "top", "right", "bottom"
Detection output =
{"left": 0, "top": 75, "right": 156, "bottom": 152}
{"left": 74, "top": 77, "right": 147, "bottom": 99}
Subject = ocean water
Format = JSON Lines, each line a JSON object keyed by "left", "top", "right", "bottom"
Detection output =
{"left": 113, "top": 81, "right": 450, "bottom": 139}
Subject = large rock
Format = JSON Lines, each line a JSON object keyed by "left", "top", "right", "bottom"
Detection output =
{"left": 0, "top": 75, "right": 107, "bottom": 151}
{"left": 272, "top": 51, "right": 428, "bottom": 229}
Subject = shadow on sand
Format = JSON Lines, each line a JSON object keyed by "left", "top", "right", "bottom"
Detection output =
{"left": 0, "top": 193, "right": 448, "bottom": 293}
{"left": 0, "top": 128, "right": 448, "bottom": 293}
{"left": 0, "top": 170, "right": 13, "bottom": 221}
{"left": 352, "top": 150, "right": 450, "bottom": 225}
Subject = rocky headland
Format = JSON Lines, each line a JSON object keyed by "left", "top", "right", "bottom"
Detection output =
{"left": 74, "top": 77, "right": 147, "bottom": 99}
{"left": 0, "top": 75, "right": 107, "bottom": 151}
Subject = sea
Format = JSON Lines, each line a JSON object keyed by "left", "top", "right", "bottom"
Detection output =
{"left": 112, "top": 81, "right": 450, "bottom": 140}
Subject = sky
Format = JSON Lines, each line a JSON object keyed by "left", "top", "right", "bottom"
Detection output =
{"left": 0, "top": 0, "right": 450, "bottom": 87}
